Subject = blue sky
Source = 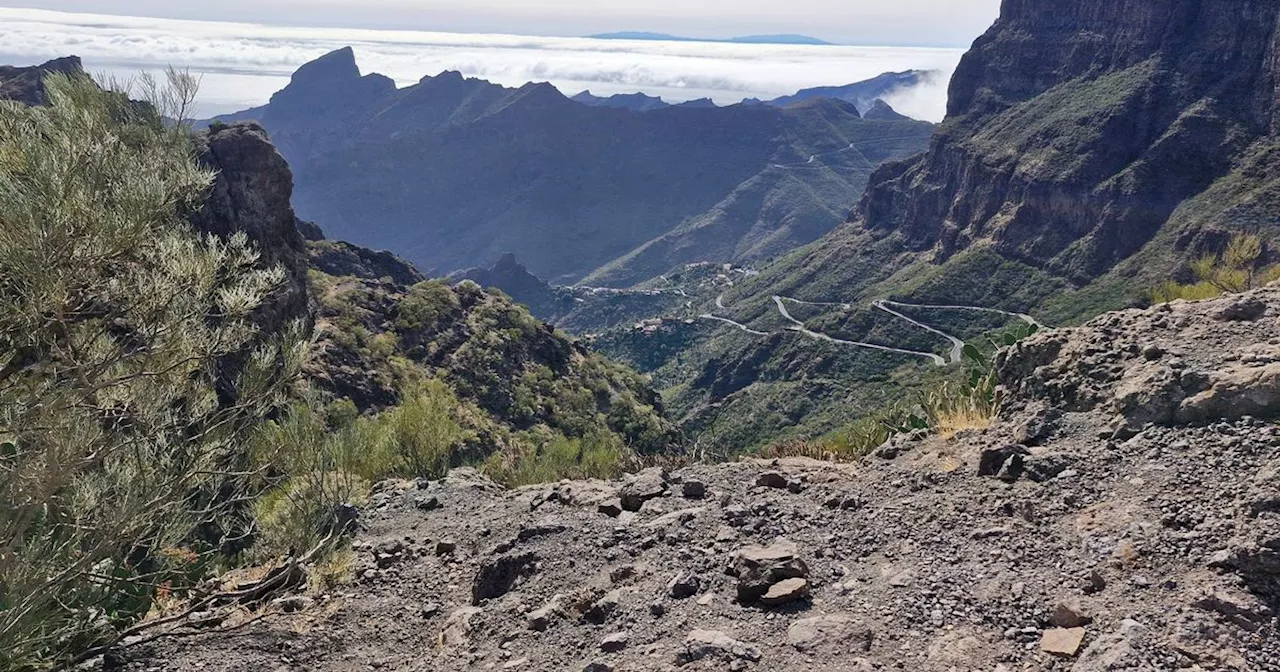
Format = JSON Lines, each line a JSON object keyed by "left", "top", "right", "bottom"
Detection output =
{"left": 6, "top": 0, "right": 1001, "bottom": 46}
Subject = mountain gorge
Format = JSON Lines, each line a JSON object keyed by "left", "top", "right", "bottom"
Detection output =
{"left": 210, "top": 48, "right": 934, "bottom": 285}
{"left": 752, "top": 0, "right": 1280, "bottom": 304}
{"left": 7, "top": 1, "right": 1280, "bottom": 669}
{"left": 612, "top": 0, "right": 1280, "bottom": 450}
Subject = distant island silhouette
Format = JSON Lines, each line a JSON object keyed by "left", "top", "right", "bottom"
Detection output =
{"left": 586, "top": 32, "right": 833, "bottom": 45}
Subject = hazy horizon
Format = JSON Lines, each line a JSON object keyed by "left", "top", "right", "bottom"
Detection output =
{"left": 0, "top": 7, "right": 974, "bottom": 119}
{"left": 3, "top": 1, "right": 1001, "bottom": 47}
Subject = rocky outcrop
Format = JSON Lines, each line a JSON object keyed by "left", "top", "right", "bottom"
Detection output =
{"left": 307, "top": 239, "right": 425, "bottom": 287}
{"left": 451, "top": 253, "right": 575, "bottom": 321}
{"left": 0, "top": 61, "right": 313, "bottom": 348}
{"left": 190, "top": 122, "right": 311, "bottom": 333}
{"left": 0, "top": 56, "right": 84, "bottom": 105}
{"left": 856, "top": 0, "right": 1280, "bottom": 281}
{"left": 135, "top": 288, "right": 1280, "bottom": 671}
{"left": 999, "top": 287, "right": 1280, "bottom": 435}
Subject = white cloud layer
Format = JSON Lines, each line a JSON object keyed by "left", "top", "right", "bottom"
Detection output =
{"left": 0, "top": 8, "right": 966, "bottom": 120}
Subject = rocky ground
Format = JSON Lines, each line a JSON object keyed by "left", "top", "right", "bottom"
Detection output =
{"left": 111, "top": 288, "right": 1280, "bottom": 671}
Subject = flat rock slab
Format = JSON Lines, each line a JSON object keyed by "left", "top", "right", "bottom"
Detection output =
{"left": 761, "top": 577, "right": 810, "bottom": 606}
{"left": 787, "top": 613, "right": 873, "bottom": 653}
{"left": 740, "top": 538, "right": 799, "bottom": 563}
{"left": 1040, "top": 627, "right": 1087, "bottom": 657}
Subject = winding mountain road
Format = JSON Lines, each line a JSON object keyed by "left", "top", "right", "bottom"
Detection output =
{"left": 872, "top": 300, "right": 965, "bottom": 364}
{"left": 699, "top": 292, "right": 1041, "bottom": 368}
{"left": 698, "top": 313, "right": 771, "bottom": 336}
{"left": 878, "top": 300, "right": 1043, "bottom": 328}
{"left": 773, "top": 296, "right": 947, "bottom": 365}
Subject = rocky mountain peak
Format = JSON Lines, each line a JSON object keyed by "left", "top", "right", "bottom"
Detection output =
{"left": 430, "top": 70, "right": 466, "bottom": 83}
{"left": 267, "top": 47, "right": 396, "bottom": 120}
{"left": 493, "top": 252, "right": 521, "bottom": 271}
{"left": 190, "top": 121, "right": 310, "bottom": 331}
{"left": 862, "top": 99, "right": 907, "bottom": 121}
{"left": 0, "top": 56, "right": 84, "bottom": 106}
{"left": 451, "top": 254, "right": 575, "bottom": 321}
{"left": 290, "top": 46, "right": 361, "bottom": 87}
{"left": 572, "top": 90, "right": 670, "bottom": 112}
{"left": 471, "top": 253, "right": 541, "bottom": 291}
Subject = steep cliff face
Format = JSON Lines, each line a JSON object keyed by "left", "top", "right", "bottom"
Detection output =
{"left": 860, "top": 0, "right": 1280, "bottom": 280}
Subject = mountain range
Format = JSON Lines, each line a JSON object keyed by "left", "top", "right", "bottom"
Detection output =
{"left": 202, "top": 0, "right": 1280, "bottom": 452}
{"left": 572, "top": 70, "right": 932, "bottom": 113}
{"left": 208, "top": 49, "right": 934, "bottom": 285}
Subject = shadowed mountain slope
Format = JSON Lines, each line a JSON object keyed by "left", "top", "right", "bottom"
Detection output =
{"left": 210, "top": 49, "right": 934, "bottom": 285}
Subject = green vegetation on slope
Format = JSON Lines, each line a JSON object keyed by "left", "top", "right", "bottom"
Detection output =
{"left": 1150, "top": 233, "right": 1280, "bottom": 303}
{"left": 305, "top": 262, "right": 683, "bottom": 481}
{"left": 0, "top": 73, "right": 307, "bottom": 670}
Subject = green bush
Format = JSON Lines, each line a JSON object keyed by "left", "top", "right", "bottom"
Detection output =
{"left": 250, "top": 400, "right": 378, "bottom": 558}
{"left": 0, "top": 71, "right": 304, "bottom": 668}
{"left": 251, "top": 379, "right": 475, "bottom": 557}
{"left": 396, "top": 280, "right": 462, "bottom": 340}
{"left": 383, "top": 379, "right": 472, "bottom": 478}
{"left": 764, "top": 405, "right": 923, "bottom": 461}
{"left": 483, "top": 431, "right": 630, "bottom": 488}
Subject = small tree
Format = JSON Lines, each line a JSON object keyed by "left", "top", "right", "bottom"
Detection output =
{"left": 0, "top": 72, "right": 305, "bottom": 668}
{"left": 1151, "top": 233, "right": 1280, "bottom": 303}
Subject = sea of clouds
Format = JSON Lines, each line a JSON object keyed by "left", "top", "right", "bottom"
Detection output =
{"left": 0, "top": 8, "right": 965, "bottom": 120}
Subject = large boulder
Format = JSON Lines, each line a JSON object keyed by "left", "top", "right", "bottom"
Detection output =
{"left": 619, "top": 468, "right": 668, "bottom": 512}
{"left": 731, "top": 538, "right": 809, "bottom": 605}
